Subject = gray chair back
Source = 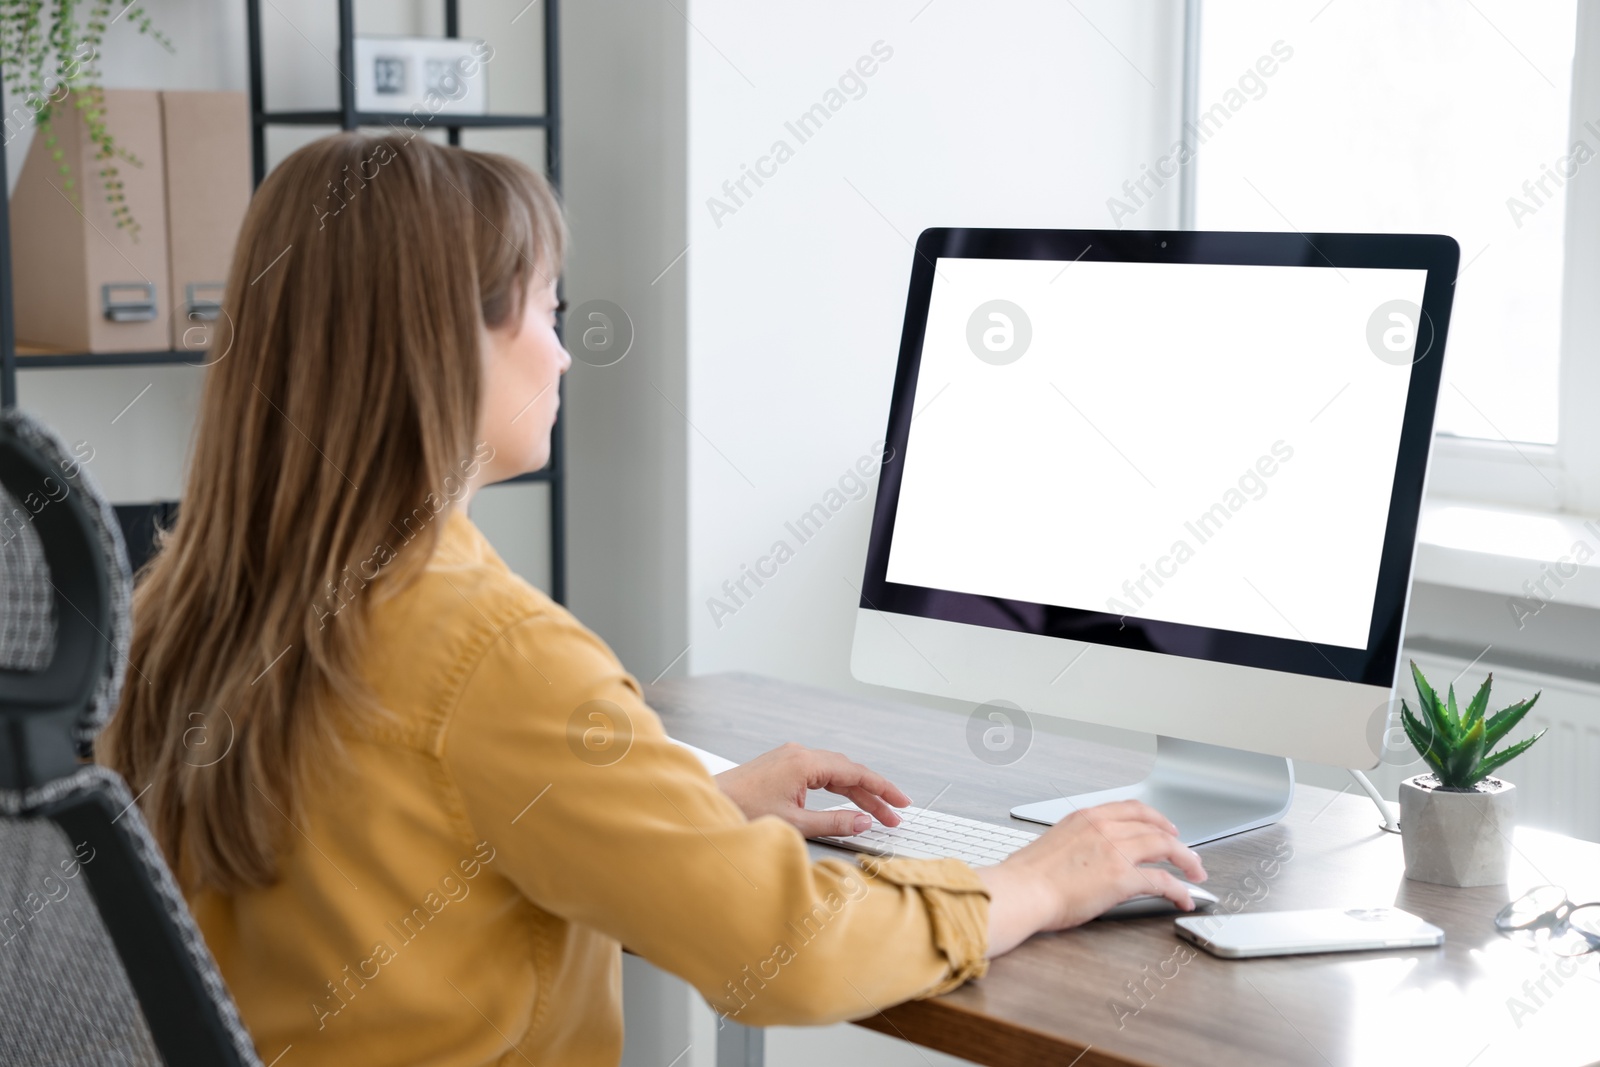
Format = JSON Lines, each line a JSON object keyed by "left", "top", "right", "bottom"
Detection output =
{"left": 0, "top": 407, "right": 261, "bottom": 1067}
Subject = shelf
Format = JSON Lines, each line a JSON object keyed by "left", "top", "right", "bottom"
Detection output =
{"left": 15, "top": 350, "right": 207, "bottom": 369}
{"left": 257, "top": 110, "right": 548, "bottom": 129}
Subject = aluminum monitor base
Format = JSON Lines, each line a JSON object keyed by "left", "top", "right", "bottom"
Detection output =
{"left": 1010, "top": 736, "right": 1295, "bottom": 847}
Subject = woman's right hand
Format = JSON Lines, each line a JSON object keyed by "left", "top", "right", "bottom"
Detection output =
{"left": 975, "top": 800, "right": 1207, "bottom": 957}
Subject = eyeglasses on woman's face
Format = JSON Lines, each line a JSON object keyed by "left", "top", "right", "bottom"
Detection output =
{"left": 1496, "top": 885, "right": 1600, "bottom": 958}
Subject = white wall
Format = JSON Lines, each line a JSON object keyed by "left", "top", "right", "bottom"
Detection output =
{"left": 683, "top": 2, "right": 1185, "bottom": 694}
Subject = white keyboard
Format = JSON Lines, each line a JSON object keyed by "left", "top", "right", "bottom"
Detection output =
{"left": 813, "top": 805, "right": 1039, "bottom": 867}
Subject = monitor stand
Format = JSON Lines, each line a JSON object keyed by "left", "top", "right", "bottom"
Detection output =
{"left": 1010, "top": 736, "right": 1294, "bottom": 846}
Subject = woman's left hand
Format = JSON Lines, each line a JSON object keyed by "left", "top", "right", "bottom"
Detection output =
{"left": 714, "top": 742, "right": 911, "bottom": 838}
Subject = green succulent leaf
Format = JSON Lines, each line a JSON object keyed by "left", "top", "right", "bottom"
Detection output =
{"left": 1442, "top": 718, "right": 1486, "bottom": 789}
{"left": 1409, "top": 660, "right": 1439, "bottom": 716}
{"left": 1463, "top": 674, "right": 1492, "bottom": 731}
{"left": 1411, "top": 660, "right": 1459, "bottom": 747}
{"left": 1483, "top": 692, "right": 1541, "bottom": 750}
{"left": 1473, "top": 730, "right": 1548, "bottom": 782}
{"left": 1400, "top": 703, "right": 1448, "bottom": 779}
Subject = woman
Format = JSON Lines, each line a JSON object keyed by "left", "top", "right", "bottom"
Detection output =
{"left": 99, "top": 133, "right": 1205, "bottom": 1066}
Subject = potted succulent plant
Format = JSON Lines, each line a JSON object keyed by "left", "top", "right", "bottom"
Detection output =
{"left": 1398, "top": 661, "right": 1544, "bottom": 887}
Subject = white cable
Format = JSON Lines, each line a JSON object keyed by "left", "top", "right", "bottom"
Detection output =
{"left": 1349, "top": 769, "right": 1401, "bottom": 833}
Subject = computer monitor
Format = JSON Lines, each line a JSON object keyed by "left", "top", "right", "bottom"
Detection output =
{"left": 852, "top": 228, "right": 1459, "bottom": 845}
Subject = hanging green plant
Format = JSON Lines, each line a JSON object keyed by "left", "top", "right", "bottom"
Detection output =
{"left": 1, "top": 0, "right": 172, "bottom": 238}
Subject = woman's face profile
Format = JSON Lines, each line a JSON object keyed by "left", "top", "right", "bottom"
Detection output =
{"left": 476, "top": 273, "right": 571, "bottom": 481}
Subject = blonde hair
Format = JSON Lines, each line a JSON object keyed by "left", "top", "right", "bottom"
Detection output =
{"left": 98, "top": 133, "right": 565, "bottom": 892}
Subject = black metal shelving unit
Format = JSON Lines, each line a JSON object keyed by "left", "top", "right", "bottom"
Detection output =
{"left": 9, "top": 350, "right": 206, "bottom": 370}
{"left": 1, "top": 0, "right": 566, "bottom": 602}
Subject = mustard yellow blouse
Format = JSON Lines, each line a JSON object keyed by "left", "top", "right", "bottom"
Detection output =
{"left": 189, "top": 509, "right": 990, "bottom": 1066}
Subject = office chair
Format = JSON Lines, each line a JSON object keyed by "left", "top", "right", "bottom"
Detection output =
{"left": 0, "top": 408, "right": 261, "bottom": 1067}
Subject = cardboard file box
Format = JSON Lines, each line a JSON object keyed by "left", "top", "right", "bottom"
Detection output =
{"left": 11, "top": 89, "right": 172, "bottom": 353}
{"left": 160, "top": 91, "right": 251, "bottom": 354}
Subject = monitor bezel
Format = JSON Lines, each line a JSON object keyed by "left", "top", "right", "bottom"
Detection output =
{"left": 858, "top": 227, "right": 1459, "bottom": 688}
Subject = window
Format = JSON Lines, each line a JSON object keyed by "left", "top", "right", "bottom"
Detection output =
{"left": 1191, "top": 0, "right": 1600, "bottom": 511}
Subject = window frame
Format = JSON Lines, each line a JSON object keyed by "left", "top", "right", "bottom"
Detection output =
{"left": 1184, "top": 1, "right": 1600, "bottom": 516}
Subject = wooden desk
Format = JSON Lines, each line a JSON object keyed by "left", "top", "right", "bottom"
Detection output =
{"left": 647, "top": 673, "right": 1600, "bottom": 1067}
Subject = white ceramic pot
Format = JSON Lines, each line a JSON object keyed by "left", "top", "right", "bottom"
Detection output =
{"left": 1398, "top": 773, "right": 1516, "bottom": 887}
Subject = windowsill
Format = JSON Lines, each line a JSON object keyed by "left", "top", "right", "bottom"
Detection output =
{"left": 1414, "top": 498, "right": 1600, "bottom": 608}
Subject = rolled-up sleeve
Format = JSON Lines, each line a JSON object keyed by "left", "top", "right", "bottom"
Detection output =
{"left": 439, "top": 608, "right": 990, "bottom": 1026}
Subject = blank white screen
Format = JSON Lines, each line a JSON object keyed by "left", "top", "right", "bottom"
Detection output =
{"left": 884, "top": 257, "right": 1427, "bottom": 650}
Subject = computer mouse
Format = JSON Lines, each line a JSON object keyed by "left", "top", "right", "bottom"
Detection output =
{"left": 1098, "top": 882, "right": 1219, "bottom": 920}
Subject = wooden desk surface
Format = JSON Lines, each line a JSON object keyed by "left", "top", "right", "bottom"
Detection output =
{"left": 646, "top": 673, "right": 1600, "bottom": 1067}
